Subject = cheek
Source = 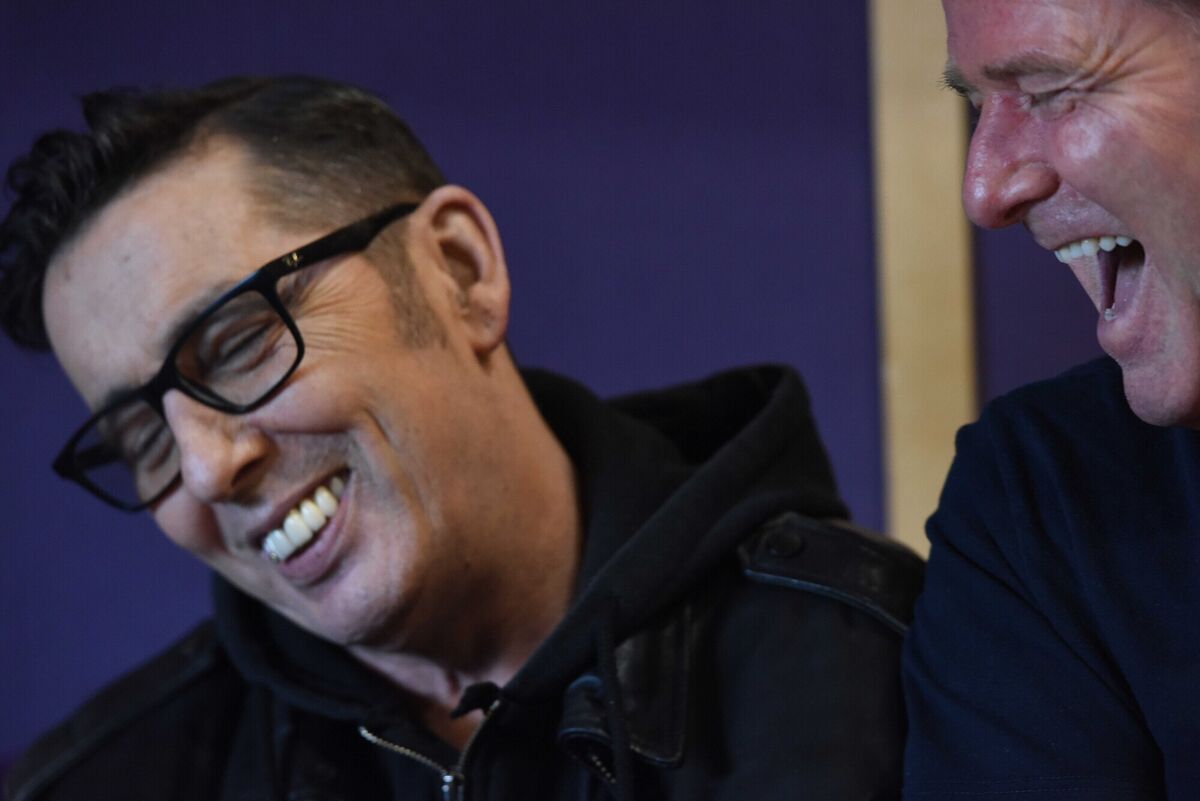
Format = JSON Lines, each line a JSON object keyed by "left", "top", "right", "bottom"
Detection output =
{"left": 1058, "top": 103, "right": 1200, "bottom": 295}
{"left": 1057, "top": 99, "right": 1200, "bottom": 223}
{"left": 1053, "top": 101, "right": 1152, "bottom": 213}
{"left": 151, "top": 494, "right": 224, "bottom": 556}
{"left": 259, "top": 349, "right": 425, "bottom": 487}
{"left": 1057, "top": 113, "right": 1108, "bottom": 170}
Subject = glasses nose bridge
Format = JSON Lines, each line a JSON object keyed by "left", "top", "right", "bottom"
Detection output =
{"left": 141, "top": 358, "right": 192, "bottom": 417}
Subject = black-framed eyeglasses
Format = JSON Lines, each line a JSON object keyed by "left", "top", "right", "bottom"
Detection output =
{"left": 53, "top": 201, "right": 419, "bottom": 511}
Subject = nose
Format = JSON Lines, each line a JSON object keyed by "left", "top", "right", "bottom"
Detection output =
{"left": 162, "top": 390, "right": 270, "bottom": 504}
{"left": 962, "top": 95, "right": 1059, "bottom": 228}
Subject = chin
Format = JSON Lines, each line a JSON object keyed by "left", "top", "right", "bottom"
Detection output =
{"left": 288, "top": 612, "right": 380, "bottom": 649}
{"left": 306, "top": 592, "right": 411, "bottom": 650}
{"left": 1121, "top": 361, "right": 1200, "bottom": 429}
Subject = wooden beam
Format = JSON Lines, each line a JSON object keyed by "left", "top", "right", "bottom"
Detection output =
{"left": 869, "top": 0, "right": 974, "bottom": 557}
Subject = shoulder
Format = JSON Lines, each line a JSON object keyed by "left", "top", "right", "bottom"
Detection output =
{"left": 959, "top": 357, "right": 1168, "bottom": 476}
{"left": 903, "top": 361, "right": 1174, "bottom": 791}
{"left": 936, "top": 358, "right": 1200, "bottom": 556}
{"left": 991, "top": 356, "right": 1124, "bottom": 415}
{"left": 736, "top": 512, "right": 924, "bottom": 635}
{"left": 685, "top": 513, "right": 917, "bottom": 795}
{"left": 5, "top": 621, "right": 242, "bottom": 801}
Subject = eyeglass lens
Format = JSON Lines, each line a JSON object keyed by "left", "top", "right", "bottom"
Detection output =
{"left": 73, "top": 291, "right": 300, "bottom": 507}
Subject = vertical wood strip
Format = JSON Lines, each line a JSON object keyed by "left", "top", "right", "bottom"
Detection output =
{"left": 869, "top": 0, "right": 974, "bottom": 556}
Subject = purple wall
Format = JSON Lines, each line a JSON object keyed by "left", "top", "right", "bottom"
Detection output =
{"left": 975, "top": 226, "right": 1102, "bottom": 402}
{"left": 1, "top": 2, "right": 880, "bottom": 760}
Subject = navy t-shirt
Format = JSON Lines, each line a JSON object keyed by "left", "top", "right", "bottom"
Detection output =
{"left": 903, "top": 358, "right": 1200, "bottom": 800}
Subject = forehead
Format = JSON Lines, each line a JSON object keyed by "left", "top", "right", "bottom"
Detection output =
{"left": 43, "top": 144, "right": 296, "bottom": 406}
{"left": 942, "top": 0, "right": 1133, "bottom": 75}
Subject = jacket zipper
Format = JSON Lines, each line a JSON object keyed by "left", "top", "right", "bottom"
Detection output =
{"left": 585, "top": 750, "right": 617, "bottom": 786}
{"left": 358, "top": 700, "right": 499, "bottom": 801}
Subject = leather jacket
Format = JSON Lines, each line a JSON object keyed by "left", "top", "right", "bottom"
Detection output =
{"left": 7, "top": 513, "right": 921, "bottom": 801}
{"left": 7, "top": 367, "right": 923, "bottom": 800}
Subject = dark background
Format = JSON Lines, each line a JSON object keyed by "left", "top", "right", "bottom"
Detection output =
{"left": 0, "top": 1, "right": 1098, "bottom": 764}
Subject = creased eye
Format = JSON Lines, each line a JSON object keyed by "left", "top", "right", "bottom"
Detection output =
{"left": 1021, "top": 89, "right": 1076, "bottom": 118}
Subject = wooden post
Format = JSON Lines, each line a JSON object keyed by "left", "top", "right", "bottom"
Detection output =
{"left": 869, "top": 0, "right": 974, "bottom": 556}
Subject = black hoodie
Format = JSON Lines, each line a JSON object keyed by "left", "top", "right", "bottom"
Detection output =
{"left": 7, "top": 366, "right": 920, "bottom": 801}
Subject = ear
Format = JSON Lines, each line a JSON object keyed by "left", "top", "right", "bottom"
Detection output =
{"left": 415, "top": 185, "right": 511, "bottom": 356}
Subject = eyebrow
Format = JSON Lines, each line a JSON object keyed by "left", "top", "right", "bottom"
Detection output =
{"left": 942, "top": 53, "right": 1080, "bottom": 94}
{"left": 160, "top": 278, "right": 241, "bottom": 355}
{"left": 94, "top": 277, "right": 241, "bottom": 412}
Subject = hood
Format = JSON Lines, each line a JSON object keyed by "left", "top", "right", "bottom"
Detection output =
{"left": 213, "top": 364, "right": 846, "bottom": 724}
{"left": 507, "top": 364, "right": 846, "bottom": 702}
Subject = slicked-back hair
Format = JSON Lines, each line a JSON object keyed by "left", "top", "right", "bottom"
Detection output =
{"left": 0, "top": 75, "right": 447, "bottom": 350}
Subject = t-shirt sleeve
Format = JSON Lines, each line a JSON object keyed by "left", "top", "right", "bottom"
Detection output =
{"left": 901, "top": 408, "right": 1162, "bottom": 800}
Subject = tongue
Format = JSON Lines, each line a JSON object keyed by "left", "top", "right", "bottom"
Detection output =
{"left": 1112, "top": 242, "right": 1145, "bottom": 312}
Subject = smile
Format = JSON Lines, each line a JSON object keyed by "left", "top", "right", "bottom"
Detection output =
{"left": 263, "top": 475, "right": 346, "bottom": 562}
{"left": 1053, "top": 235, "right": 1134, "bottom": 263}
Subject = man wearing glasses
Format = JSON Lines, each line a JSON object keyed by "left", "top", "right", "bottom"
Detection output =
{"left": 2, "top": 76, "right": 920, "bottom": 800}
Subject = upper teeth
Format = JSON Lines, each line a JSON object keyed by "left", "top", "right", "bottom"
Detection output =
{"left": 263, "top": 475, "right": 345, "bottom": 563}
{"left": 1055, "top": 235, "right": 1133, "bottom": 263}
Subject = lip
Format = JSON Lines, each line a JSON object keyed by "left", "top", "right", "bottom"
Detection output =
{"left": 1026, "top": 192, "right": 1131, "bottom": 254}
{"left": 273, "top": 474, "right": 351, "bottom": 587}
{"left": 246, "top": 468, "right": 348, "bottom": 551}
{"left": 243, "top": 469, "right": 352, "bottom": 587}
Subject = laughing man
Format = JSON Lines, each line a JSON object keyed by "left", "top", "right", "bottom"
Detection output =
{"left": 904, "top": 0, "right": 1200, "bottom": 797}
{"left": 1, "top": 76, "right": 921, "bottom": 801}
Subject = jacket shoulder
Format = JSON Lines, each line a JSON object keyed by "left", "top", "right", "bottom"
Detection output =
{"left": 738, "top": 512, "right": 925, "bottom": 635}
{"left": 5, "top": 621, "right": 234, "bottom": 801}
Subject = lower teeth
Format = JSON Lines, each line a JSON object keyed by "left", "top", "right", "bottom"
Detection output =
{"left": 1104, "top": 307, "right": 1116, "bottom": 321}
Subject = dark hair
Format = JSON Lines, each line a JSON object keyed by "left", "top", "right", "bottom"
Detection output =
{"left": 0, "top": 75, "right": 446, "bottom": 350}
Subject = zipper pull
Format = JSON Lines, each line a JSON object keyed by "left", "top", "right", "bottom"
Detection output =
{"left": 441, "top": 771, "right": 465, "bottom": 801}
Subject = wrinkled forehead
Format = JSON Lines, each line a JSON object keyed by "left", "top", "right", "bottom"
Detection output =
{"left": 943, "top": 0, "right": 1127, "bottom": 65}
{"left": 42, "top": 145, "right": 286, "bottom": 409}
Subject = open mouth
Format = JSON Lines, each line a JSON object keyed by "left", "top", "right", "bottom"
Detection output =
{"left": 1054, "top": 235, "right": 1145, "bottom": 319}
{"left": 262, "top": 473, "right": 347, "bottom": 563}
